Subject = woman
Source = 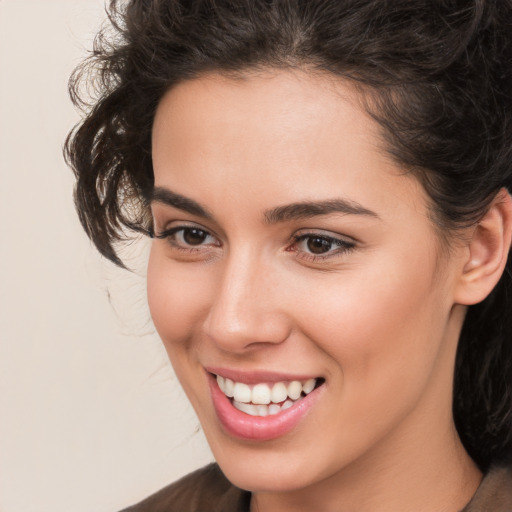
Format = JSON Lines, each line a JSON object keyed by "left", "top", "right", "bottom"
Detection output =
{"left": 66, "top": 1, "right": 512, "bottom": 510}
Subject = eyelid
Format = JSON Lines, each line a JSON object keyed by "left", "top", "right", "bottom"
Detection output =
{"left": 289, "top": 229, "right": 357, "bottom": 262}
{"left": 154, "top": 220, "right": 219, "bottom": 240}
{"left": 292, "top": 227, "right": 358, "bottom": 244}
{"left": 150, "top": 203, "right": 224, "bottom": 237}
{"left": 154, "top": 222, "right": 223, "bottom": 256}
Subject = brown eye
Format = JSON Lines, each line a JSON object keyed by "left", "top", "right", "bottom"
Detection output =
{"left": 306, "top": 236, "right": 333, "bottom": 254}
{"left": 154, "top": 225, "right": 220, "bottom": 254}
{"left": 182, "top": 228, "right": 208, "bottom": 245}
{"left": 291, "top": 232, "right": 356, "bottom": 261}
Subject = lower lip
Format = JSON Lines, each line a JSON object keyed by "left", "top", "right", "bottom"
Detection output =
{"left": 208, "top": 374, "right": 323, "bottom": 441}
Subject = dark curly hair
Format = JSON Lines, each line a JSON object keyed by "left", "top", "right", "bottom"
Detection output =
{"left": 65, "top": 0, "right": 512, "bottom": 471}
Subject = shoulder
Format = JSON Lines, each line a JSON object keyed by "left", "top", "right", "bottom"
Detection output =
{"left": 119, "top": 463, "right": 250, "bottom": 512}
{"left": 464, "top": 465, "right": 512, "bottom": 512}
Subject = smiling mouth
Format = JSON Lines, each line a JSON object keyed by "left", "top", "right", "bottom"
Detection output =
{"left": 215, "top": 374, "right": 325, "bottom": 417}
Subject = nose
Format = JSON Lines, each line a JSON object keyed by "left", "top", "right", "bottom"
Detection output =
{"left": 203, "top": 248, "right": 291, "bottom": 353}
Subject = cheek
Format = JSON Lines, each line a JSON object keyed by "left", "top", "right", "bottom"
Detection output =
{"left": 147, "top": 248, "right": 212, "bottom": 351}
{"left": 296, "top": 249, "right": 448, "bottom": 407}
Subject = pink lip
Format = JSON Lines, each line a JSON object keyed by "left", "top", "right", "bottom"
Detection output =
{"left": 207, "top": 372, "right": 323, "bottom": 442}
{"left": 206, "top": 366, "right": 318, "bottom": 385}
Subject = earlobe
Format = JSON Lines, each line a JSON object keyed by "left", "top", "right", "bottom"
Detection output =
{"left": 455, "top": 189, "right": 512, "bottom": 306}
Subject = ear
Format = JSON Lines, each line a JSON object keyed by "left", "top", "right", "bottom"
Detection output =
{"left": 454, "top": 189, "right": 512, "bottom": 305}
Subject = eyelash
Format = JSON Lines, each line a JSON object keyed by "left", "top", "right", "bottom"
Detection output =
{"left": 154, "top": 226, "right": 356, "bottom": 262}
{"left": 154, "top": 226, "right": 220, "bottom": 253}
{"left": 289, "top": 232, "right": 356, "bottom": 262}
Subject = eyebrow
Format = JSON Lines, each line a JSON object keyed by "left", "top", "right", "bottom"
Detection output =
{"left": 149, "top": 187, "right": 213, "bottom": 220}
{"left": 264, "top": 199, "right": 380, "bottom": 224}
{"left": 150, "top": 186, "right": 379, "bottom": 224}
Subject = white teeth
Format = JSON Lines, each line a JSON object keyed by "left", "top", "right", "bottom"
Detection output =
{"left": 233, "top": 401, "right": 258, "bottom": 416}
{"left": 303, "top": 378, "right": 316, "bottom": 394}
{"left": 224, "top": 378, "right": 235, "bottom": 398}
{"left": 217, "top": 375, "right": 237, "bottom": 397}
{"left": 216, "top": 375, "right": 319, "bottom": 406}
{"left": 233, "top": 399, "right": 298, "bottom": 417}
{"left": 281, "top": 400, "right": 294, "bottom": 410}
{"left": 268, "top": 403, "right": 281, "bottom": 415}
{"left": 287, "top": 381, "right": 302, "bottom": 400}
{"left": 256, "top": 405, "right": 268, "bottom": 416}
{"left": 233, "top": 382, "right": 252, "bottom": 403}
{"left": 252, "top": 383, "right": 271, "bottom": 404}
{"left": 270, "top": 382, "right": 288, "bottom": 403}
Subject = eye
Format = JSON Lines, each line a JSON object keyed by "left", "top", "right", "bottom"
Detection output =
{"left": 177, "top": 227, "right": 210, "bottom": 246}
{"left": 154, "top": 225, "right": 220, "bottom": 251}
{"left": 304, "top": 236, "right": 337, "bottom": 255}
{"left": 290, "top": 232, "right": 356, "bottom": 261}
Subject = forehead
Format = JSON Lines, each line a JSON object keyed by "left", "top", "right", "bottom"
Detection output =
{"left": 151, "top": 70, "right": 427, "bottom": 222}
{"left": 153, "top": 70, "right": 376, "bottom": 164}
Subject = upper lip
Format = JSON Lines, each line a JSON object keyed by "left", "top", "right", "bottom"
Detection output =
{"left": 205, "top": 366, "right": 320, "bottom": 384}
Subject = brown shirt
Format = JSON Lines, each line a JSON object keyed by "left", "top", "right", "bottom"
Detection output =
{"left": 120, "top": 463, "right": 512, "bottom": 512}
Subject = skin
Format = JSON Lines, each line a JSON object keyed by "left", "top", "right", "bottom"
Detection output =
{"left": 148, "top": 70, "right": 487, "bottom": 512}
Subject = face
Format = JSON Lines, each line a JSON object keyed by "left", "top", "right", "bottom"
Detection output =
{"left": 148, "top": 71, "right": 466, "bottom": 493}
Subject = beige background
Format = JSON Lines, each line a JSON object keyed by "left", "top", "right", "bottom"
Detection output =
{"left": 0, "top": 1, "right": 213, "bottom": 511}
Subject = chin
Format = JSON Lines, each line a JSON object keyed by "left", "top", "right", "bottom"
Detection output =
{"left": 204, "top": 428, "right": 343, "bottom": 494}
{"left": 218, "top": 456, "right": 320, "bottom": 493}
